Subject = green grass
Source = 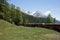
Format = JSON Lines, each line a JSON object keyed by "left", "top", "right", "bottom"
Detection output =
{"left": 0, "top": 19, "right": 60, "bottom": 40}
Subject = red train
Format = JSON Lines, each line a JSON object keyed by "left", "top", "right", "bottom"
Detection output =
{"left": 23, "top": 23, "right": 60, "bottom": 32}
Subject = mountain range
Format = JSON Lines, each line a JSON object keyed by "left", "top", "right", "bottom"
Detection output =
{"left": 20, "top": 9, "right": 60, "bottom": 23}
{"left": 33, "top": 11, "right": 46, "bottom": 18}
{"left": 20, "top": 8, "right": 48, "bottom": 17}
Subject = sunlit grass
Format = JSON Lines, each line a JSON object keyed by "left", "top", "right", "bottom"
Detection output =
{"left": 0, "top": 19, "right": 60, "bottom": 40}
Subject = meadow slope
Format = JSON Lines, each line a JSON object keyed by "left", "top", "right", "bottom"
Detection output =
{"left": 0, "top": 19, "right": 60, "bottom": 40}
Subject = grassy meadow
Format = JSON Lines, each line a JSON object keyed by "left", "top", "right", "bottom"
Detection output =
{"left": 0, "top": 19, "right": 60, "bottom": 40}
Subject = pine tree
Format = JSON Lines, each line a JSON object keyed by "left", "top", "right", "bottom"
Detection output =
{"left": 13, "top": 7, "right": 23, "bottom": 25}
{"left": 0, "top": 0, "right": 8, "bottom": 5}
{"left": 45, "top": 14, "right": 53, "bottom": 23}
{"left": 10, "top": 4, "right": 16, "bottom": 23}
{"left": 54, "top": 18, "right": 56, "bottom": 24}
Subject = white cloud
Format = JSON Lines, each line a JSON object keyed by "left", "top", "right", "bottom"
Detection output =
{"left": 44, "top": 11, "right": 51, "bottom": 16}
{"left": 56, "top": 18, "right": 60, "bottom": 21}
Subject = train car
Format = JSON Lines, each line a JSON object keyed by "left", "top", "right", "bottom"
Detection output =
{"left": 23, "top": 23, "right": 60, "bottom": 32}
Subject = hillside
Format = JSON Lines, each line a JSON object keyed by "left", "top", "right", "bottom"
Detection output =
{"left": 22, "top": 13, "right": 46, "bottom": 23}
{"left": 0, "top": 19, "right": 60, "bottom": 40}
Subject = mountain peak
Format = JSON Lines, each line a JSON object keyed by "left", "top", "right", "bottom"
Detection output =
{"left": 33, "top": 11, "right": 46, "bottom": 17}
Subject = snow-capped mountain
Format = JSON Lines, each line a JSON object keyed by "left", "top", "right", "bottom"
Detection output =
{"left": 20, "top": 9, "right": 46, "bottom": 17}
{"left": 20, "top": 9, "right": 52, "bottom": 18}
{"left": 33, "top": 11, "right": 46, "bottom": 18}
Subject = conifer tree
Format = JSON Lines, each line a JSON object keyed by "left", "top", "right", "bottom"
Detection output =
{"left": 45, "top": 14, "right": 53, "bottom": 23}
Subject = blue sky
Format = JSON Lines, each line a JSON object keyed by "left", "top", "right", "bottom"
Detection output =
{"left": 8, "top": 0, "right": 60, "bottom": 21}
